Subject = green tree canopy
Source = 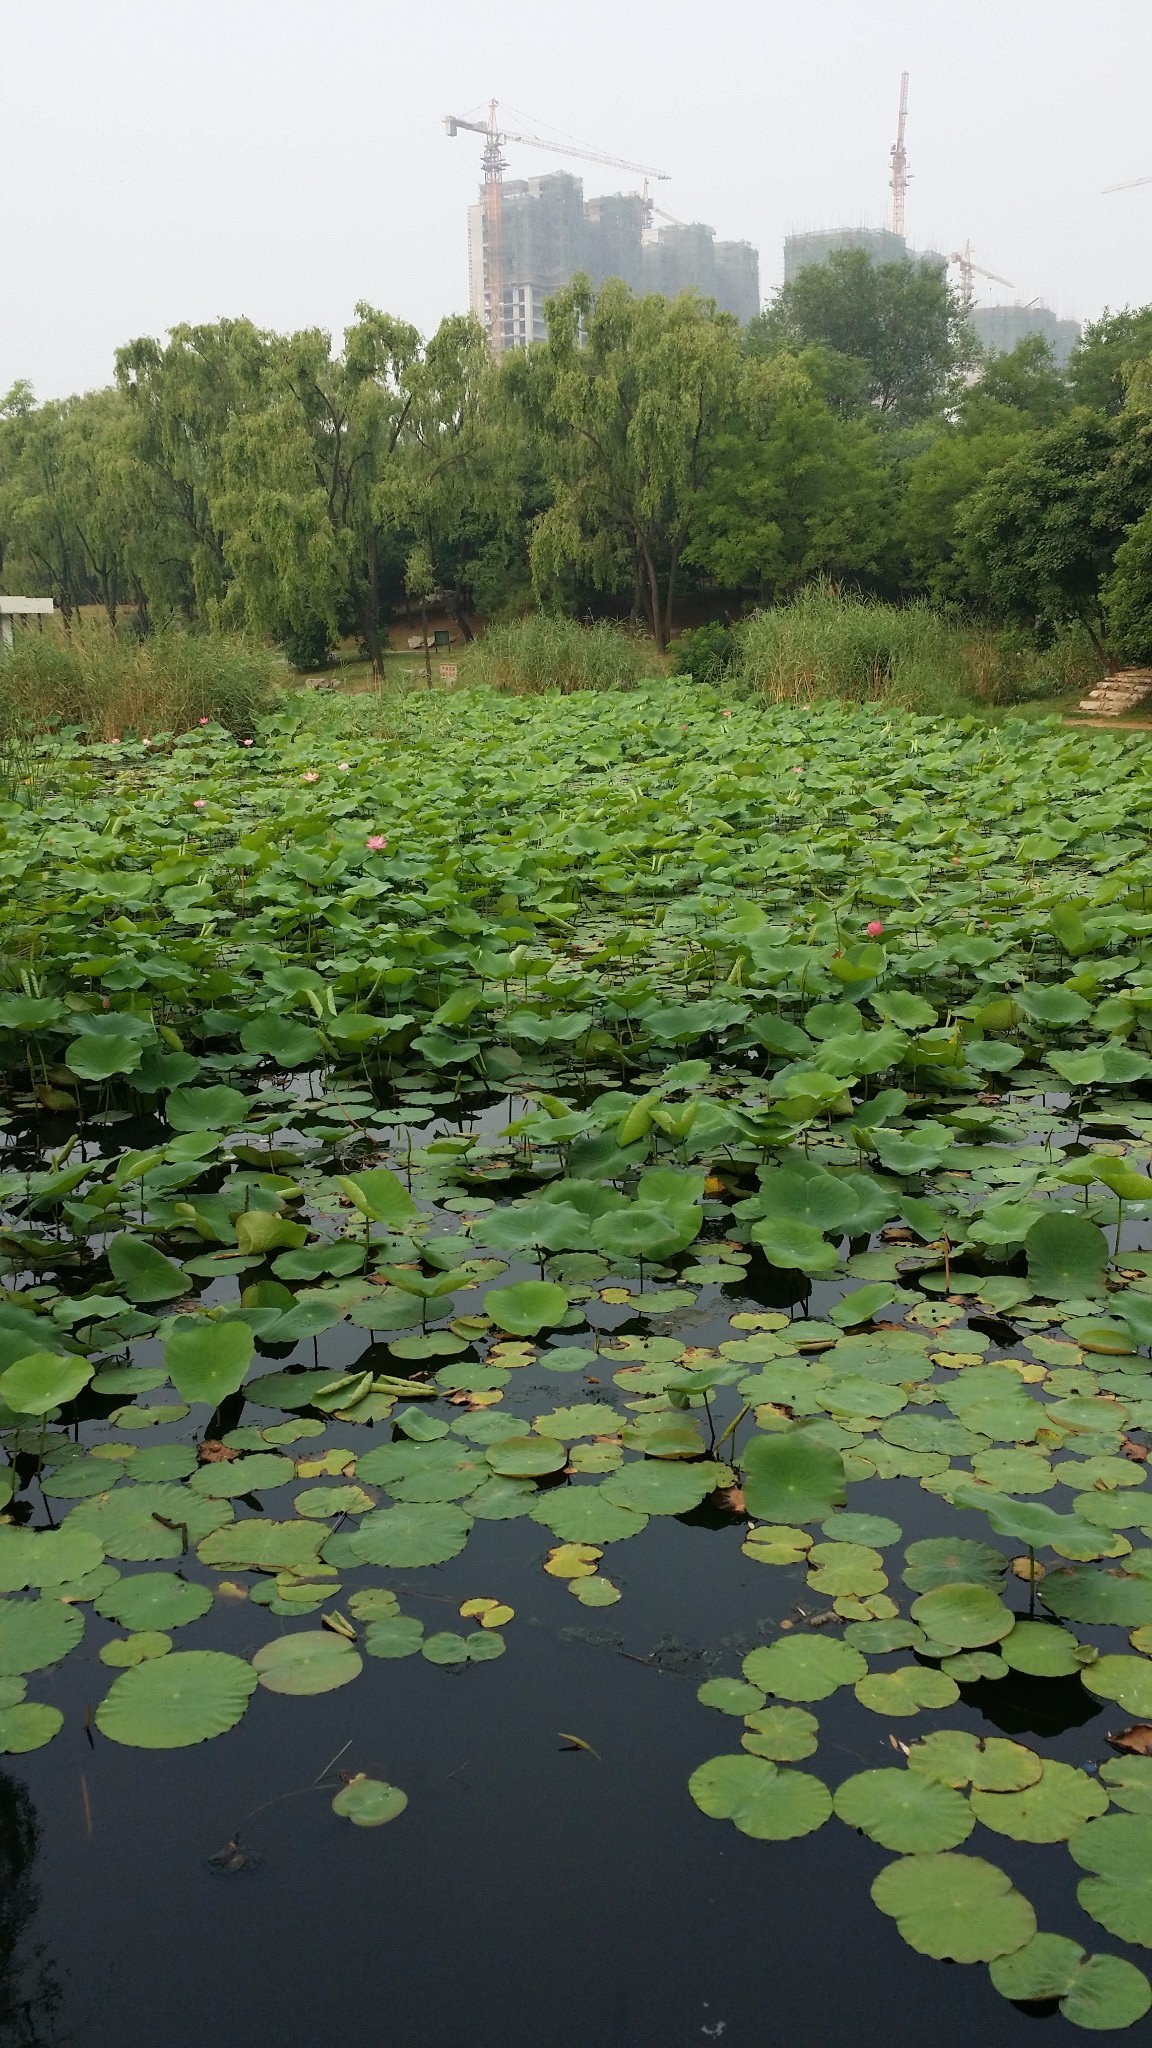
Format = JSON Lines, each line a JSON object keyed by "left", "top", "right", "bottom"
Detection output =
{"left": 750, "top": 250, "right": 971, "bottom": 422}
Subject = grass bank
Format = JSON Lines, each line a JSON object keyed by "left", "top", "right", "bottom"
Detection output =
{"left": 452, "top": 614, "right": 652, "bottom": 694}
{"left": 0, "top": 622, "right": 279, "bottom": 738}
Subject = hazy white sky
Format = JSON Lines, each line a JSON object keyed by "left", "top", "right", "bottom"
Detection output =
{"left": 3, "top": 0, "right": 1149, "bottom": 399}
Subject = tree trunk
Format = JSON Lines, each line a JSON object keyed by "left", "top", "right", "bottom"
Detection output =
{"left": 356, "top": 599, "right": 384, "bottom": 672}
{"left": 420, "top": 599, "right": 432, "bottom": 689}
{"left": 640, "top": 544, "right": 665, "bottom": 652}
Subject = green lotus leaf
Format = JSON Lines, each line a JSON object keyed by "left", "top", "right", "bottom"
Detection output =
{"left": 484, "top": 1436, "right": 568, "bottom": 1479}
{"left": 688, "top": 1754, "right": 831, "bottom": 1840}
{"left": 100, "top": 1631, "right": 173, "bottom": 1667}
{"left": 335, "top": 1169, "right": 417, "bottom": 1227}
{"left": 697, "top": 1677, "right": 766, "bottom": 1716}
{"left": 96, "top": 1649, "right": 257, "bottom": 1747}
{"left": 95, "top": 1573, "right": 213, "bottom": 1632}
{"left": 195, "top": 1520, "right": 324, "bottom": 1573}
{"left": 528, "top": 1491, "right": 649, "bottom": 1544}
{"left": 972, "top": 1759, "right": 1108, "bottom": 1843}
{"left": 1026, "top": 1210, "right": 1109, "bottom": 1301}
{"left": 1069, "top": 1814, "right": 1152, "bottom": 1946}
{"left": 69, "top": 1483, "right": 232, "bottom": 1562}
{"left": 0, "top": 1702, "right": 63, "bottom": 1753}
{"left": 349, "top": 1503, "right": 473, "bottom": 1568}
{"left": 1101, "top": 1758, "right": 1152, "bottom": 1815}
{"left": 907, "top": 1730, "right": 1042, "bottom": 1792}
{"left": 164, "top": 1317, "right": 254, "bottom": 1406}
{"left": 331, "top": 1775, "right": 408, "bottom": 1827}
{"left": 293, "top": 1485, "right": 375, "bottom": 1520}
{"left": 0, "top": 1525, "right": 105, "bottom": 1591}
{"left": 1043, "top": 1568, "right": 1152, "bottom": 1627}
{"left": 483, "top": 1282, "right": 569, "bottom": 1337}
{"left": 854, "top": 1665, "right": 961, "bottom": 1716}
{"left": 1082, "top": 1655, "right": 1152, "bottom": 1717}
{"left": 251, "top": 1631, "right": 363, "bottom": 1695}
{"left": 820, "top": 1512, "right": 902, "bottom": 1548}
{"left": 363, "top": 1616, "right": 425, "bottom": 1659}
{"left": 833, "top": 1768, "right": 974, "bottom": 1853}
{"left": 903, "top": 1538, "right": 1007, "bottom": 1592}
{"left": 107, "top": 1236, "right": 188, "bottom": 1304}
{"left": 165, "top": 1085, "right": 248, "bottom": 1132}
{"left": 992, "top": 1940, "right": 1152, "bottom": 2030}
{"left": 187, "top": 1453, "right": 296, "bottom": 1497}
{"left": 871, "top": 1852, "right": 1037, "bottom": 1963}
{"left": 422, "top": 1629, "right": 505, "bottom": 1665}
{"left": 999, "top": 1619, "right": 1092, "bottom": 1678}
{"left": 909, "top": 1583, "right": 1014, "bottom": 1649}
{"left": 741, "top": 1705, "right": 819, "bottom": 1761}
{"left": 66, "top": 1032, "right": 145, "bottom": 1081}
{"left": 741, "top": 1432, "right": 846, "bottom": 1524}
{"left": 0, "top": 1351, "right": 93, "bottom": 1416}
{"left": 743, "top": 1635, "right": 867, "bottom": 1703}
{"left": 0, "top": 1598, "right": 83, "bottom": 1674}
{"left": 599, "top": 1460, "right": 718, "bottom": 1515}
{"left": 240, "top": 1014, "right": 323, "bottom": 1066}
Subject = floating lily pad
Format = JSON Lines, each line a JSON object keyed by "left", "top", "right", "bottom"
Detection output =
{"left": 743, "top": 1635, "right": 867, "bottom": 1703}
{"left": 484, "top": 1436, "right": 568, "bottom": 1479}
{"left": 363, "top": 1616, "right": 425, "bottom": 1659}
{"left": 0, "top": 1702, "right": 63, "bottom": 1753}
{"left": 349, "top": 1504, "right": 473, "bottom": 1568}
{"left": 908, "top": 1730, "right": 1043, "bottom": 1791}
{"left": 1069, "top": 1814, "right": 1152, "bottom": 1946}
{"left": 69, "top": 1484, "right": 232, "bottom": 1562}
{"left": 95, "top": 1573, "right": 213, "bottom": 1633}
{"left": 100, "top": 1631, "right": 173, "bottom": 1667}
{"left": 600, "top": 1462, "right": 718, "bottom": 1516}
{"left": 688, "top": 1754, "right": 831, "bottom": 1840}
{"left": 834, "top": 1768, "right": 974, "bottom": 1853}
{"left": 855, "top": 1665, "right": 961, "bottom": 1716}
{"left": 871, "top": 1852, "right": 1036, "bottom": 1963}
{"left": 741, "top": 1705, "right": 819, "bottom": 1761}
{"left": 331, "top": 1775, "right": 407, "bottom": 1827}
{"left": 991, "top": 1937, "right": 1152, "bottom": 2030}
{"left": 1082, "top": 1656, "right": 1152, "bottom": 1717}
{"left": 251, "top": 1631, "right": 363, "bottom": 1695}
{"left": 0, "top": 1598, "right": 84, "bottom": 1674}
{"left": 1000, "top": 1619, "right": 1091, "bottom": 1678}
{"left": 741, "top": 1433, "right": 846, "bottom": 1524}
{"left": 909, "top": 1583, "right": 1015, "bottom": 1649}
{"left": 972, "top": 1760, "right": 1109, "bottom": 1843}
{"left": 96, "top": 1649, "right": 257, "bottom": 1747}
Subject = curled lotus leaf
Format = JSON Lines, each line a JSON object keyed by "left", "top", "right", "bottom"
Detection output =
{"left": 871, "top": 1852, "right": 1037, "bottom": 1963}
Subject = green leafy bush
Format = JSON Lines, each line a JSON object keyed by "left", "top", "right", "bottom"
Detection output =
{"left": 669, "top": 623, "right": 738, "bottom": 684}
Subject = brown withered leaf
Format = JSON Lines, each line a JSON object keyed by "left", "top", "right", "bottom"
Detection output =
{"left": 1122, "top": 1437, "right": 1149, "bottom": 1464}
{"left": 198, "top": 1440, "right": 239, "bottom": 1465}
{"left": 1107, "top": 1724, "right": 1152, "bottom": 1755}
{"left": 716, "top": 1486, "right": 746, "bottom": 1516}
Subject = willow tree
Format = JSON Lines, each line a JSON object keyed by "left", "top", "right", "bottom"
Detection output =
{"left": 507, "top": 278, "right": 743, "bottom": 650}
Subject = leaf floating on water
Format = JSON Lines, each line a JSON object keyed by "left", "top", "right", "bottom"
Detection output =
{"left": 331, "top": 1774, "right": 408, "bottom": 1828}
{"left": 558, "top": 1732, "right": 601, "bottom": 1759}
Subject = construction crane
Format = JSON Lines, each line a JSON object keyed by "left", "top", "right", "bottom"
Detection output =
{"left": 950, "top": 240, "right": 1015, "bottom": 310}
{"left": 1103, "top": 174, "right": 1152, "bottom": 193}
{"left": 444, "top": 101, "right": 670, "bottom": 356}
{"left": 889, "top": 72, "right": 911, "bottom": 238}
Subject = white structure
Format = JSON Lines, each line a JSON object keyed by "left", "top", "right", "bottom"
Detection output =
{"left": 0, "top": 596, "right": 54, "bottom": 651}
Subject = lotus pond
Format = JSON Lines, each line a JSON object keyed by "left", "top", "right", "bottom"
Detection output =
{"left": 5, "top": 687, "right": 1152, "bottom": 2040}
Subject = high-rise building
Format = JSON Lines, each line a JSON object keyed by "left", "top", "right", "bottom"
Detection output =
{"left": 970, "top": 303, "right": 1081, "bottom": 368}
{"left": 783, "top": 227, "right": 948, "bottom": 282}
{"left": 467, "top": 171, "right": 760, "bottom": 348}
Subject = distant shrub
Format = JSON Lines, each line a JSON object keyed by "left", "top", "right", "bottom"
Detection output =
{"left": 282, "top": 615, "right": 333, "bottom": 672}
{"left": 733, "top": 586, "right": 1102, "bottom": 714}
{"left": 0, "top": 622, "right": 278, "bottom": 736}
{"left": 669, "top": 623, "right": 738, "bottom": 685}
{"left": 455, "top": 615, "right": 649, "bottom": 694}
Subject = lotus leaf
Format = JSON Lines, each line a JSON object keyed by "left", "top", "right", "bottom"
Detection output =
{"left": 741, "top": 1705, "right": 819, "bottom": 1761}
{"left": 332, "top": 1775, "right": 408, "bottom": 1827}
{"left": 1069, "top": 1814, "right": 1152, "bottom": 1946}
{"left": 834, "top": 1768, "right": 974, "bottom": 1852}
{"left": 349, "top": 1504, "right": 473, "bottom": 1568}
{"left": 0, "top": 1702, "right": 63, "bottom": 1754}
{"left": 483, "top": 1282, "right": 569, "bottom": 1337}
{"left": 95, "top": 1573, "right": 213, "bottom": 1632}
{"left": 741, "top": 1433, "right": 846, "bottom": 1523}
{"left": 251, "top": 1631, "right": 363, "bottom": 1695}
{"left": 688, "top": 1754, "right": 831, "bottom": 1840}
{"left": 991, "top": 1938, "right": 1152, "bottom": 2030}
{"left": 871, "top": 1852, "right": 1036, "bottom": 1963}
{"left": 855, "top": 1666, "right": 961, "bottom": 1716}
{"left": 909, "top": 1583, "right": 1015, "bottom": 1648}
{"left": 97, "top": 1649, "right": 257, "bottom": 1747}
{"left": 743, "top": 1635, "right": 867, "bottom": 1702}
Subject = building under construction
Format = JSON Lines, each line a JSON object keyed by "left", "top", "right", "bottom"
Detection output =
{"left": 447, "top": 105, "right": 759, "bottom": 353}
{"left": 466, "top": 171, "right": 759, "bottom": 347}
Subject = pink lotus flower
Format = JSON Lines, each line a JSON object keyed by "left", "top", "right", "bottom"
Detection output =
{"left": 303, "top": 771, "right": 319, "bottom": 783}
{"left": 791, "top": 766, "right": 803, "bottom": 774}
{"left": 142, "top": 737, "right": 152, "bottom": 748}
{"left": 365, "top": 834, "right": 388, "bottom": 852}
{"left": 721, "top": 709, "right": 732, "bottom": 718}
{"left": 199, "top": 717, "right": 209, "bottom": 726}
{"left": 242, "top": 738, "right": 253, "bottom": 747}
{"left": 338, "top": 761, "right": 351, "bottom": 771}
{"left": 193, "top": 798, "right": 206, "bottom": 810}
{"left": 866, "top": 920, "right": 884, "bottom": 938}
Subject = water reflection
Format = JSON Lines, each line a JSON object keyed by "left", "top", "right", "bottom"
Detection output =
{"left": 0, "top": 1776, "right": 63, "bottom": 2048}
